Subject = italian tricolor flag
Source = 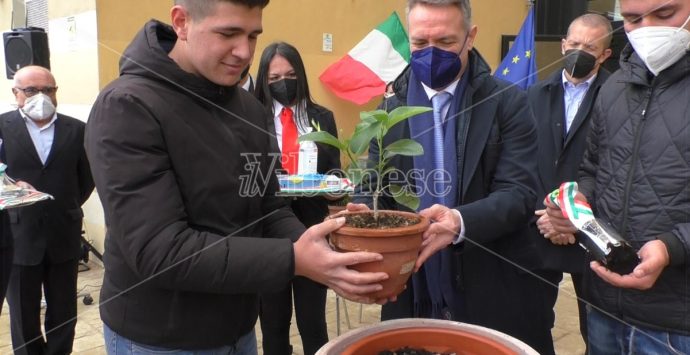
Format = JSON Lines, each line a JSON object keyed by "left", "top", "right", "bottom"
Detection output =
{"left": 319, "top": 12, "right": 410, "bottom": 105}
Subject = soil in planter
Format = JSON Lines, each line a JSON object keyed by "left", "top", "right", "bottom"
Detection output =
{"left": 345, "top": 213, "right": 421, "bottom": 229}
{"left": 378, "top": 347, "right": 455, "bottom": 355}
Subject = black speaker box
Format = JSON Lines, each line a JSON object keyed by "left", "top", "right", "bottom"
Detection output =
{"left": 3, "top": 27, "right": 51, "bottom": 80}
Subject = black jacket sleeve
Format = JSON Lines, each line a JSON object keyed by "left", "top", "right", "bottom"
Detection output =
{"left": 86, "top": 89, "right": 300, "bottom": 294}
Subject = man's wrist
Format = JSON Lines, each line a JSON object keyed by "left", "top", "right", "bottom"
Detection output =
{"left": 656, "top": 232, "right": 684, "bottom": 266}
{"left": 450, "top": 208, "right": 465, "bottom": 245}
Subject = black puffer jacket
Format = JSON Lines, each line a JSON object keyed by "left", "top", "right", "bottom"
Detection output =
{"left": 87, "top": 20, "right": 304, "bottom": 348}
{"left": 579, "top": 46, "right": 690, "bottom": 333}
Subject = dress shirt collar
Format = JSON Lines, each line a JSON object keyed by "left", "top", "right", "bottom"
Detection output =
{"left": 561, "top": 69, "right": 597, "bottom": 90}
{"left": 19, "top": 109, "right": 58, "bottom": 131}
{"left": 421, "top": 79, "right": 459, "bottom": 100}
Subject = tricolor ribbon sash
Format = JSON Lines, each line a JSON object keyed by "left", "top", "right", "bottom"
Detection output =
{"left": 549, "top": 182, "right": 639, "bottom": 274}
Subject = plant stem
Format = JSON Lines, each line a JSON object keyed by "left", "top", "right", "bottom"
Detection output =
{"left": 345, "top": 149, "right": 359, "bottom": 172}
{"left": 374, "top": 133, "right": 385, "bottom": 222}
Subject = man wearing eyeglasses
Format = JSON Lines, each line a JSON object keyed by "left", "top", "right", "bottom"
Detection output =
{"left": 0, "top": 65, "right": 94, "bottom": 354}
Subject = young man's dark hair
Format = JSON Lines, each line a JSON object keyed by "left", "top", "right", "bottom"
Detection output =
{"left": 175, "top": 0, "right": 270, "bottom": 20}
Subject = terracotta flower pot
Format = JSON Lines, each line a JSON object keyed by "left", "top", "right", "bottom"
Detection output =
{"left": 316, "top": 319, "right": 539, "bottom": 355}
{"left": 328, "top": 210, "right": 430, "bottom": 299}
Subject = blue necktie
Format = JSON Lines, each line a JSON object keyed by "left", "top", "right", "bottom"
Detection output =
{"left": 431, "top": 92, "right": 451, "bottom": 202}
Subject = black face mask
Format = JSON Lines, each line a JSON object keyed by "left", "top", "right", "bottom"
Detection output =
{"left": 269, "top": 79, "right": 298, "bottom": 106}
{"left": 563, "top": 49, "right": 597, "bottom": 79}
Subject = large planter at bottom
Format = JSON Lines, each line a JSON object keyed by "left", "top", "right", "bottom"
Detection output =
{"left": 316, "top": 319, "right": 539, "bottom": 355}
{"left": 328, "top": 210, "right": 429, "bottom": 299}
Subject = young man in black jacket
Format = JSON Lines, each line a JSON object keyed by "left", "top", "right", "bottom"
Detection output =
{"left": 86, "top": 0, "right": 389, "bottom": 353}
{"left": 548, "top": 0, "right": 690, "bottom": 353}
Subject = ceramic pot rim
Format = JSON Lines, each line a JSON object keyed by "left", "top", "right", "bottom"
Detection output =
{"left": 316, "top": 318, "right": 540, "bottom": 355}
{"left": 327, "top": 210, "right": 430, "bottom": 237}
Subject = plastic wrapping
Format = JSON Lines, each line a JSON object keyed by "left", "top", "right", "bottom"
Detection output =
{"left": 0, "top": 163, "right": 53, "bottom": 210}
{"left": 277, "top": 174, "right": 354, "bottom": 196}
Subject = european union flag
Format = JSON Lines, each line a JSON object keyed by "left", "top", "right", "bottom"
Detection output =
{"left": 495, "top": 7, "right": 537, "bottom": 89}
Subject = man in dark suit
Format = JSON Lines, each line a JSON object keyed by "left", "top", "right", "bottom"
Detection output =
{"left": 527, "top": 13, "right": 612, "bottom": 348}
{"left": 0, "top": 65, "right": 94, "bottom": 355}
{"left": 351, "top": 0, "right": 552, "bottom": 353}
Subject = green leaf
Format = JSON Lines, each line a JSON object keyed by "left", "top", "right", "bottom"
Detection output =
{"left": 348, "top": 167, "right": 366, "bottom": 186}
{"left": 360, "top": 110, "right": 389, "bottom": 124}
{"left": 353, "top": 119, "right": 373, "bottom": 134}
{"left": 349, "top": 121, "right": 382, "bottom": 157}
{"left": 380, "top": 166, "right": 396, "bottom": 180}
{"left": 386, "top": 106, "right": 432, "bottom": 130}
{"left": 298, "top": 131, "right": 346, "bottom": 151}
{"left": 389, "top": 184, "right": 420, "bottom": 211}
{"left": 383, "top": 139, "right": 424, "bottom": 159}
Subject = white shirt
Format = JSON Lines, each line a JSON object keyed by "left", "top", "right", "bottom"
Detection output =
{"left": 20, "top": 110, "right": 58, "bottom": 165}
{"left": 420, "top": 79, "right": 466, "bottom": 244}
{"left": 240, "top": 75, "right": 253, "bottom": 92}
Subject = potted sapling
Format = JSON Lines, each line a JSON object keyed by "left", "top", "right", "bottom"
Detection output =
{"left": 299, "top": 106, "right": 431, "bottom": 299}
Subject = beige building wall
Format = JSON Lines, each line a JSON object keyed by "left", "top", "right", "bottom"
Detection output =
{"left": 95, "top": 0, "right": 170, "bottom": 89}
{"left": 0, "top": 1, "right": 11, "bottom": 33}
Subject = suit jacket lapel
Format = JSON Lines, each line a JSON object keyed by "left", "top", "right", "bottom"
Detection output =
{"left": 6, "top": 111, "right": 43, "bottom": 166}
{"left": 548, "top": 78, "right": 566, "bottom": 156}
{"left": 306, "top": 106, "right": 319, "bottom": 128}
{"left": 266, "top": 109, "right": 280, "bottom": 157}
{"left": 459, "top": 82, "right": 493, "bottom": 198}
{"left": 44, "top": 114, "right": 69, "bottom": 167}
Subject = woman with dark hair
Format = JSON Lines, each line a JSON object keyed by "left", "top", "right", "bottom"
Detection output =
{"left": 254, "top": 41, "right": 340, "bottom": 355}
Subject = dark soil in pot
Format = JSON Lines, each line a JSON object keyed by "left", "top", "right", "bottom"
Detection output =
{"left": 345, "top": 213, "right": 420, "bottom": 229}
{"left": 379, "top": 346, "right": 454, "bottom": 355}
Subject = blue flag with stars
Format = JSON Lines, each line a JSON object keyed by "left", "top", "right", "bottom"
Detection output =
{"left": 495, "top": 7, "right": 536, "bottom": 89}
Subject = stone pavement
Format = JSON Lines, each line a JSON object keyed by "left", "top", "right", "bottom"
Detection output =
{"left": 0, "top": 260, "right": 585, "bottom": 354}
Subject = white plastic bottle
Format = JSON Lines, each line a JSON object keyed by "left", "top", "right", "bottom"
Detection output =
{"left": 298, "top": 128, "right": 318, "bottom": 175}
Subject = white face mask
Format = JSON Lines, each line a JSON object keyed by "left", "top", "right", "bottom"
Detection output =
{"left": 21, "top": 93, "right": 56, "bottom": 121}
{"left": 626, "top": 13, "right": 690, "bottom": 76}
